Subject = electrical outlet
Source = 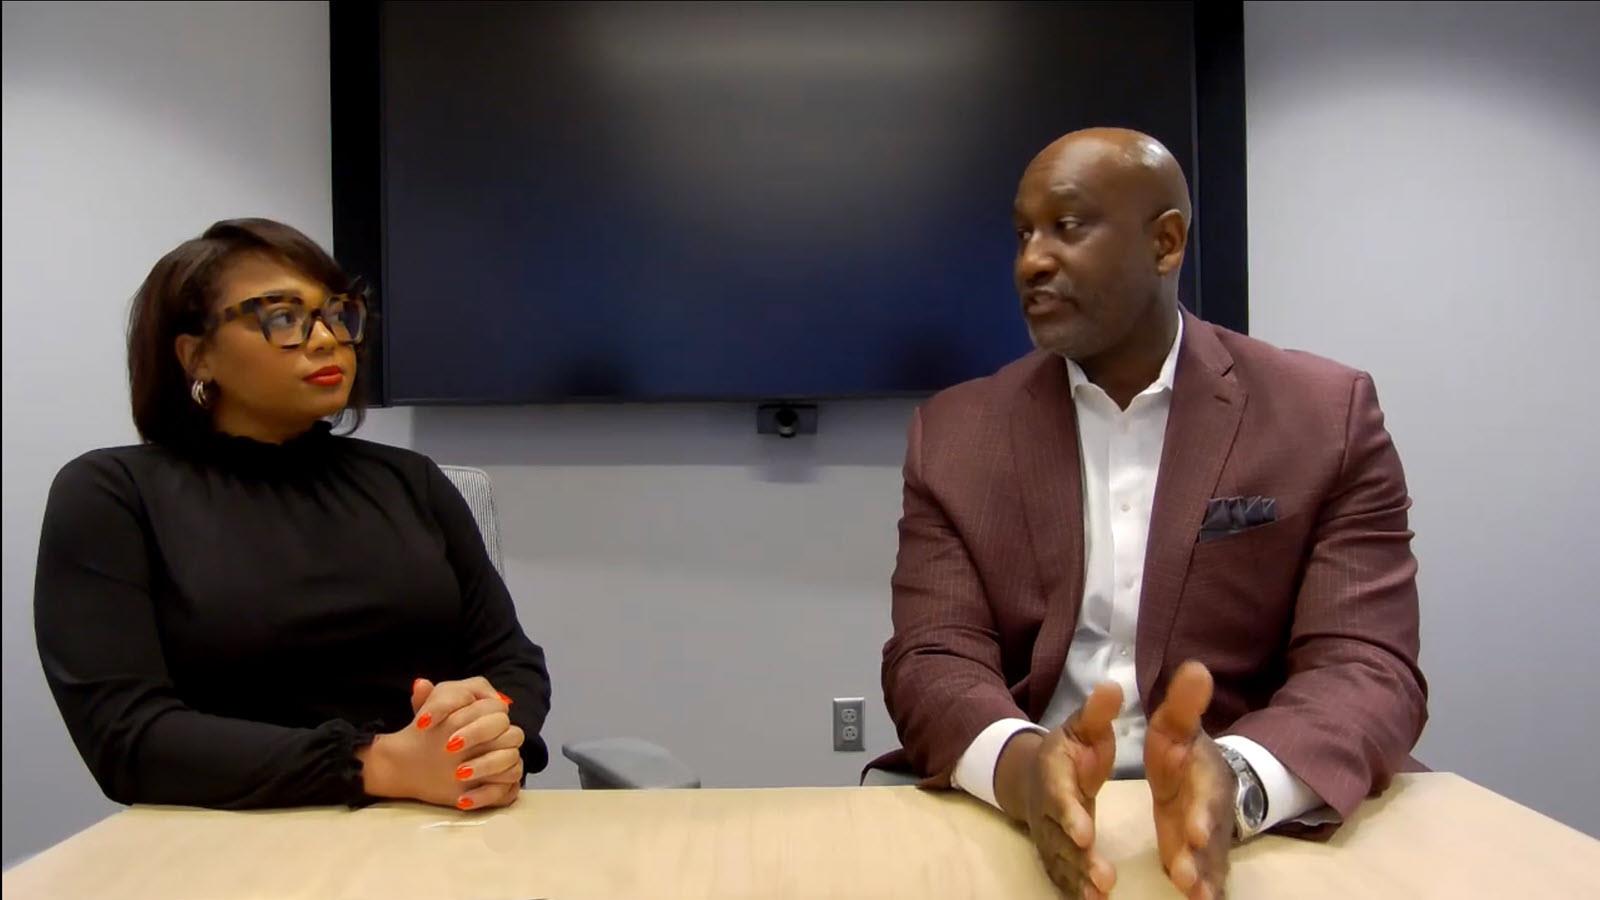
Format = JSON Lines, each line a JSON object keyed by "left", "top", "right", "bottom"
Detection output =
{"left": 833, "top": 697, "right": 865, "bottom": 751}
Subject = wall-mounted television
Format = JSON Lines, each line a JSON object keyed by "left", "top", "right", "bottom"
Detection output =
{"left": 332, "top": 1, "right": 1246, "bottom": 405}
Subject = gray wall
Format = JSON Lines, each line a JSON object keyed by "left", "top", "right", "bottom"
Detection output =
{"left": 391, "top": 402, "right": 909, "bottom": 795}
{"left": 4, "top": 0, "right": 1597, "bottom": 867}
{"left": 1, "top": 0, "right": 346, "bottom": 863}
{"left": 1245, "top": 1, "right": 1600, "bottom": 836}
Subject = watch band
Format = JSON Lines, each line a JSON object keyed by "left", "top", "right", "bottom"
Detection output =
{"left": 1216, "top": 743, "right": 1268, "bottom": 840}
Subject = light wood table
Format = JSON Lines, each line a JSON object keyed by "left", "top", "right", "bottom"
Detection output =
{"left": 5, "top": 773, "right": 1597, "bottom": 898}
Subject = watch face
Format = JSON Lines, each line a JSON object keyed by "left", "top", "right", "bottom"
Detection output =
{"left": 1241, "top": 783, "right": 1266, "bottom": 826}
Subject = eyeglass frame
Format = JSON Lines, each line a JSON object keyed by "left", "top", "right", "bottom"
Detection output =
{"left": 202, "top": 289, "right": 370, "bottom": 348}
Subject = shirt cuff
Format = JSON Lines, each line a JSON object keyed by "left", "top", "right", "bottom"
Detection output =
{"left": 951, "top": 718, "right": 1048, "bottom": 810}
{"left": 1215, "top": 734, "right": 1338, "bottom": 833}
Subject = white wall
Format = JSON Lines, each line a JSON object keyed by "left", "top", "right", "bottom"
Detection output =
{"left": 1, "top": 0, "right": 347, "bottom": 863}
{"left": 1245, "top": 1, "right": 1600, "bottom": 836}
{"left": 6, "top": 0, "right": 1597, "bottom": 867}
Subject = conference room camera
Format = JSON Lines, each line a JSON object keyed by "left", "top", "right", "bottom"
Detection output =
{"left": 757, "top": 404, "right": 818, "bottom": 439}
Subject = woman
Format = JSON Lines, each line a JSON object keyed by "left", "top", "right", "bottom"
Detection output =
{"left": 34, "top": 218, "right": 549, "bottom": 812}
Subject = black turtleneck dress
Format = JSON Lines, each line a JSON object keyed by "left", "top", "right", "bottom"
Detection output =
{"left": 33, "top": 424, "right": 551, "bottom": 809}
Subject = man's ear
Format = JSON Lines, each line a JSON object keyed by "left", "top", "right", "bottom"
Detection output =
{"left": 175, "top": 334, "right": 211, "bottom": 382}
{"left": 1152, "top": 208, "right": 1189, "bottom": 276}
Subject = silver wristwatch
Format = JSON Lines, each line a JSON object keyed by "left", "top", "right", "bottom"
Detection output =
{"left": 1216, "top": 743, "right": 1267, "bottom": 840}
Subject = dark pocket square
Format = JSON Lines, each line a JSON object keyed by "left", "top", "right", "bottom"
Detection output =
{"left": 1199, "top": 495, "right": 1277, "bottom": 542}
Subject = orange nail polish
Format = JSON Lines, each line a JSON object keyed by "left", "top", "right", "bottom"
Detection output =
{"left": 497, "top": 692, "right": 513, "bottom": 706}
{"left": 456, "top": 765, "right": 474, "bottom": 781}
{"left": 416, "top": 713, "right": 432, "bottom": 730}
{"left": 457, "top": 796, "right": 474, "bottom": 810}
{"left": 446, "top": 735, "right": 465, "bottom": 753}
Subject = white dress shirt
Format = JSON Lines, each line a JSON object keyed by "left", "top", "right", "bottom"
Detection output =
{"left": 949, "top": 314, "right": 1327, "bottom": 835}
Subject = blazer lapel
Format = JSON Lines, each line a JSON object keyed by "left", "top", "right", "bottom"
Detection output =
{"left": 1136, "top": 313, "right": 1246, "bottom": 705}
{"left": 1010, "top": 352, "right": 1087, "bottom": 720}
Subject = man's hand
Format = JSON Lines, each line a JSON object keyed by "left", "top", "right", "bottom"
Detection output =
{"left": 996, "top": 683, "right": 1123, "bottom": 899}
{"left": 1145, "top": 661, "right": 1236, "bottom": 900}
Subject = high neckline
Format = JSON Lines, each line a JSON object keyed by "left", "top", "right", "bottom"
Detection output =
{"left": 189, "top": 420, "right": 336, "bottom": 469}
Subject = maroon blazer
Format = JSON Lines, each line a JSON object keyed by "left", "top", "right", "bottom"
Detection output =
{"left": 877, "top": 311, "right": 1427, "bottom": 823}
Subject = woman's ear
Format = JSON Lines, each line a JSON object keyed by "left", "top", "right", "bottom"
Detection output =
{"left": 175, "top": 334, "right": 211, "bottom": 382}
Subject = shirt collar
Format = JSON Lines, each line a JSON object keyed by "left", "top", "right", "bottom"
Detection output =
{"left": 1064, "top": 308, "right": 1185, "bottom": 400}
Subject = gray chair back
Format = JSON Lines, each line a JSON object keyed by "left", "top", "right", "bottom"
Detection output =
{"left": 438, "top": 465, "right": 504, "bottom": 575}
{"left": 437, "top": 463, "right": 698, "bottom": 789}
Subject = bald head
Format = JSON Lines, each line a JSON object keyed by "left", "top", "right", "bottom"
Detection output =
{"left": 1022, "top": 127, "right": 1191, "bottom": 227}
{"left": 1011, "top": 127, "right": 1191, "bottom": 373}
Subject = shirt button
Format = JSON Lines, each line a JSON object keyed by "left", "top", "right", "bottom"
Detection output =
{"left": 1120, "top": 648, "right": 1129, "bottom": 658}
{"left": 1120, "top": 502, "right": 1131, "bottom": 513}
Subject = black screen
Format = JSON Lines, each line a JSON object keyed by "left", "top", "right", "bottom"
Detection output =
{"left": 379, "top": 1, "right": 1198, "bottom": 403}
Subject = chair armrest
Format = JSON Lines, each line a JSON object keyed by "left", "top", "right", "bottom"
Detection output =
{"left": 561, "top": 737, "right": 700, "bottom": 789}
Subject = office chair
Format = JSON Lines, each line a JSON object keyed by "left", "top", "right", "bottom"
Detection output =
{"left": 439, "top": 465, "right": 701, "bottom": 790}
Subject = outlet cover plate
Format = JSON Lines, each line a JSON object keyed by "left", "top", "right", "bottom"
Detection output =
{"left": 833, "top": 697, "right": 865, "bottom": 751}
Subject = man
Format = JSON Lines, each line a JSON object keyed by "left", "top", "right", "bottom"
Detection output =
{"left": 876, "top": 128, "right": 1426, "bottom": 899}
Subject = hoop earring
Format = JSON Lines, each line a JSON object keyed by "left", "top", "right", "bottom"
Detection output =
{"left": 190, "top": 379, "right": 212, "bottom": 409}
